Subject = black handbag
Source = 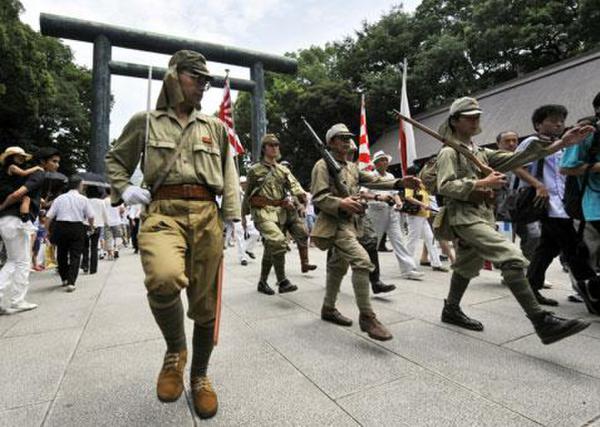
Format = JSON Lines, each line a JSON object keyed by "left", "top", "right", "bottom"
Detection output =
{"left": 505, "top": 158, "right": 547, "bottom": 223}
{"left": 400, "top": 190, "right": 423, "bottom": 215}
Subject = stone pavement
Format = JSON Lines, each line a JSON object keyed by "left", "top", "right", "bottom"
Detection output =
{"left": 1, "top": 243, "right": 600, "bottom": 426}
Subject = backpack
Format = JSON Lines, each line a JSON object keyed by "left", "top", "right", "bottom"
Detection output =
{"left": 563, "top": 129, "right": 600, "bottom": 220}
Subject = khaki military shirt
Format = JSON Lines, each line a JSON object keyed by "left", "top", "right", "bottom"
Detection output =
{"left": 242, "top": 161, "right": 305, "bottom": 224}
{"left": 105, "top": 108, "right": 241, "bottom": 221}
{"left": 436, "top": 138, "right": 552, "bottom": 226}
{"left": 310, "top": 159, "right": 399, "bottom": 240}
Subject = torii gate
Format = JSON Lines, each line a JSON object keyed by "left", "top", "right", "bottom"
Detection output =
{"left": 40, "top": 13, "right": 298, "bottom": 173}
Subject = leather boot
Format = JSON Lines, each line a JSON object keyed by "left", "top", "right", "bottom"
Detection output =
{"left": 191, "top": 376, "right": 218, "bottom": 419}
{"left": 371, "top": 280, "right": 396, "bottom": 294}
{"left": 529, "top": 311, "right": 590, "bottom": 345}
{"left": 278, "top": 278, "right": 298, "bottom": 293}
{"left": 299, "top": 246, "right": 317, "bottom": 273}
{"left": 156, "top": 349, "right": 187, "bottom": 402}
{"left": 574, "top": 277, "right": 600, "bottom": 315}
{"left": 257, "top": 279, "right": 275, "bottom": 295}
{"left": 533, "top": 289, "right": 559, "bottom": 306}
{"left": 321, "top": 306, "right": 352, "bottom": 326}
{"left": 441, "top": 300, "right": 484, "bottom": 331}
{"left": 359, "top": 311, "right": 393, "bottom": 341}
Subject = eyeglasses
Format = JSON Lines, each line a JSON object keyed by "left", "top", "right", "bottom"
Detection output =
{"left": 336, "top": 135, "right": 353, "bottom": 141}
{"left": 181, "top": 73, "right": 211, "bottom": 91}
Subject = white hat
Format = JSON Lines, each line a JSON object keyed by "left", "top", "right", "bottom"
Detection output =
{"left": 372, "top": 150, "right": 392, "bottom": 164}
{"left": 240, "top": 176, "right": 247, "bottom": 183}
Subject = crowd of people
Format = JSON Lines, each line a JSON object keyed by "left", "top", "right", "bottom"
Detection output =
{"left": 0, "top": 146, "right": 143, "bottom": 309}
{"left": 2, "top": 49, "right": 599, "bottom": 421}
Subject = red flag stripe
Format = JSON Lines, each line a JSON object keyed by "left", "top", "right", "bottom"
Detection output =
{"left": 218, "top": 76, "right": 244, "bottom": 155}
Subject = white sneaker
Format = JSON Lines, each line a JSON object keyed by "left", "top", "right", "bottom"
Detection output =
{"left": 10, "top": 301, "right": 38, "bottom": 312}
{"left": 65, "top": 285, "right": 76, "bottom": 293}
{"left": 400, "top": 270, "right": 424, "bottom": 281}
{"left": 0, "top": 306, "right": 17, "bottom": 315}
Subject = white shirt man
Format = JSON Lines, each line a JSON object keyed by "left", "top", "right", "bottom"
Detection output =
{"left": 365, "top": 151, "right": 423, "bottom": 280}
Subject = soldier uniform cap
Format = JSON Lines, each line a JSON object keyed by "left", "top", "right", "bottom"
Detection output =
{"left": 449, "top": 97, "right": 482, "bottom": 116}
{"left": 170, "top": 50, "right": 213, "bottom": 81}
{"left": 261, "top": 134, "right": 280, "bottom": 145}
{"left": 326, "top": 123, "right": 355, "bottom": 143}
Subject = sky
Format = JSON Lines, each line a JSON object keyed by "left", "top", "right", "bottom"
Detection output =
{"left": 20, "top": 0, "right": 420, "bottom": 141}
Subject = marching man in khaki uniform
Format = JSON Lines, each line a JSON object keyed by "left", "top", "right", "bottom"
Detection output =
{"left": 435, "top": 96, "right": 591, "bottom": 344}
{"left": 310, "top": 124, "right": 420, "bottom": 341}
{"left": 243, "top": 134, "right": 308, "bottom": 295}
{"left": 106, "top": 50, "right": 240, "bottom": 419}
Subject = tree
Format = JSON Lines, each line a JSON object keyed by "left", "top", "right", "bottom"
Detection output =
{"left": 0, "top": 0, "right": 92, "bottom": 175}
{"left": 234, "top": 0, "right": 600, "bottom": 182}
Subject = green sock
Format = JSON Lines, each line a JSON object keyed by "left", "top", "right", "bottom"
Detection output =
{"left": 260, "top": 252, "right": 272, "bottom": 281}
{"left": 148, "top": 294, "right": 187, "bottom": 353}
{"left": 191, "top": 322, "right": 214, "bottom": 378}
{"left": 352, "top": 269, "right": 372, "bottom": 313}
{"left": 324, "top": 269, "right": 343, "bottom": 309}
{"left": 502, "top": 269, "right": 545, "bottom": 317}
{"left": 446, "top": 273, "right": 470, "bottom": 306}
{"left": 272, "top": 252, "right": 286, "bottom": 282}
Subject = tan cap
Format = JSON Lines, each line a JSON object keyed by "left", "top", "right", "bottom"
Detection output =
{"left": 261, "top": 133, "right": 280, "bottom": 145}
{"left": 449, "top": 97, "right": 482, "bottom": 116}
{"left": 372, "top": 150, "right": 392, "bottom": 163}
{"left": 170, "top": 50, "right": 213, "bottom": 81}
{"left": 0, "top": 146, "right": 32, "bottom": 165}
{"left": 326, "top": 123, "right": 355, "bottom": 143}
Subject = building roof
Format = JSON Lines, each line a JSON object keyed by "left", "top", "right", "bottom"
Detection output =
{"left": 373, "top": 48, "right": 600, "bottom": 165}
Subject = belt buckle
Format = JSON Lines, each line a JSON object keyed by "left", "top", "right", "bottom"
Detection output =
{"left": 182, "top": 184, "right": 193, "bottom": 199}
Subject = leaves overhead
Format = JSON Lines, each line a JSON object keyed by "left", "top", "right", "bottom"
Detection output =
{"left": 0, "top": 0, "right": 92, "bottom": 175}
{"left": 234, "top": 0, "right": 599, "bottom": 185}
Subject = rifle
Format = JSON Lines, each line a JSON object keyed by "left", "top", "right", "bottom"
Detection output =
{"left": 301, "top": 116, "right": 350, "bottom": 198}
{"left": 392, "top": 109, "right": 494, "bottom": 176}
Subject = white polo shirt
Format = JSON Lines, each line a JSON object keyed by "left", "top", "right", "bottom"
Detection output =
{"left": 46, "top": 190, "right": 94, "bottom": 223}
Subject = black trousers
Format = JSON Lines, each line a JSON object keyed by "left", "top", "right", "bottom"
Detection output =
{"left": 130, "top": 218, "right": 140, "bottom": 251}
{"left": 527, "top": 217, "right": 595, "bottom": 290}
{"left": 81, "top": 226, "right": 101, "bottom": 274}
{"left": 54, "top": 221, "right": 86, "bottom": 285}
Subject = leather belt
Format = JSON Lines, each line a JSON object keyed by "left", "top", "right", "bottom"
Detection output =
{"left": 250, "top": 195, "right": 290, "bottom": 208}
{"left": 154, "top": 184, "right": 215, "bottom": 201}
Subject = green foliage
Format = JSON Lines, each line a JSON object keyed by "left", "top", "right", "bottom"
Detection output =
{"left": 234, "top": 0, "right": 599, "bottom": 184}
{"left": 0, "top": 0, "right": 92, "bottom": 174}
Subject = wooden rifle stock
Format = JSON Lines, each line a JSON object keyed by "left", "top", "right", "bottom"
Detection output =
{"left": 392, "top": 109, "right": 494, "bottom": 176}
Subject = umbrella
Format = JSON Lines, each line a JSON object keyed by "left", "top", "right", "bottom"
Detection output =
{"left": 80, "top": 171, "right": 110, "bottom": 188}
{"left": 42, "top": 171, "right": 68, "bottom": 201}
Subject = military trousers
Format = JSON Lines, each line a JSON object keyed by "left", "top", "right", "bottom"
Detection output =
{"left": 138, "top": 200, "right": 224, "bottom": 326}
{"left": 452, "top": 221, "right": 528, "bottom": 279}
{"left": 314, "top": 223, "right": 374, "bottom": 313}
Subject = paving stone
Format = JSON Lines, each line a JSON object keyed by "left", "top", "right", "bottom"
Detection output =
{"left": 337, "top": 371, "right": 538, "bottom": 426}
{"left": 380, "top": 319, "right": 600, "bottom": 426}
{"left": 223, "top": 286, "right": 305, "bottom": 322}
{"left": 252, "top": 311, "right": 418, "bottom": 399}
{"left": 0, "top": 402, "right": 50, "bottom": 427}
{"left": 45, "top": 339, "right": 193, "bottom": 427}
{"left": 3, "top": 296, "right": 93, "bottom": 338}
{"left": 206, "top": 351, "right": 359, "bottom": 426}
{"left": 0, "top": 329, "right": 79, "bottom": 411}
{"left": 504, "top": 332, "right": 600, "bottom": 379}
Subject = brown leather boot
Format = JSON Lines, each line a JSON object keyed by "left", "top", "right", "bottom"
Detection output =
{"left": 191, "top": 376, "right": 218, "bottom": 419}
{"left": 299, "top": 246, "right": 317, "bottom": 273}
{"left": 157, "top": 349, "right": 187, "bottom": 402}
{"left": 321, "top": 305, "right": 353, "bottom": 326}
{"left": 359, "top": 312, "right": 393, "bottom": 341}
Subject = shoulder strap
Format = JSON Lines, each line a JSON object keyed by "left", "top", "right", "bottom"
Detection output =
{"left": 150, "top": 139, "right": 190, "bottom": 195}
